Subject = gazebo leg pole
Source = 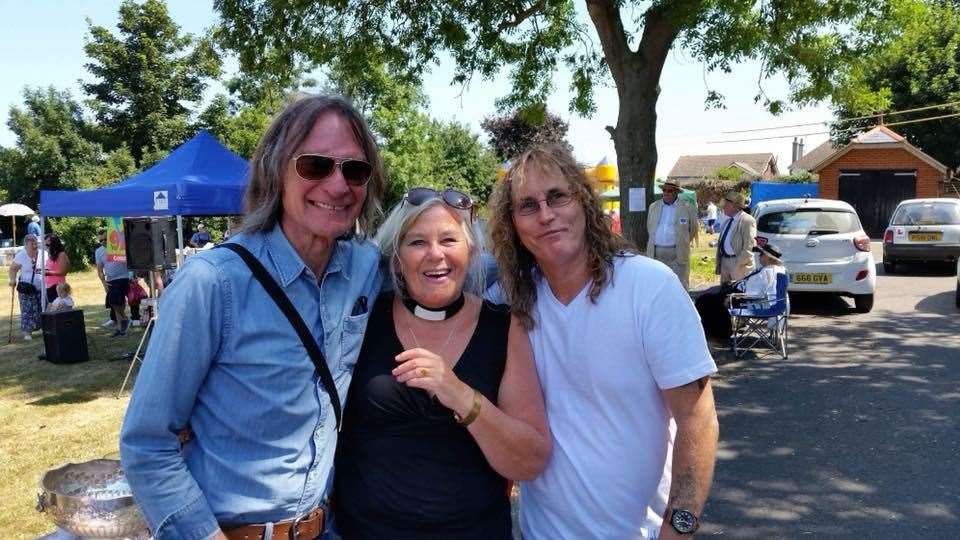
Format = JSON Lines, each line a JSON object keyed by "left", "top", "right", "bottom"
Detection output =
{"left": 176, "top": 215, "right": 184, "bottom": 267}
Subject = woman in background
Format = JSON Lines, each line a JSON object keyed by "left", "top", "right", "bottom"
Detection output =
{"left": 8, "top": 234, "right": 44, "bottom": 340}
{"left": 44, "top": 234, "right": 70, "bottom": 301}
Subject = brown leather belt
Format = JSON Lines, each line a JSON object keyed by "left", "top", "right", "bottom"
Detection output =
{"left": 222, "top": 506, "right": 325, "bottom": 540}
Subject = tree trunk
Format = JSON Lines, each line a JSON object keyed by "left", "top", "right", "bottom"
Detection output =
{"left": 585, "top": 0, "right": 686, "bottom": 249}
{"left": 614, "top": 72, "right": 660, "bottom": 249}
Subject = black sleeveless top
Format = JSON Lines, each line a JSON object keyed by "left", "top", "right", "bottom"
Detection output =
{"left": 333, "top": 292, "right": 512, "bottom": 539}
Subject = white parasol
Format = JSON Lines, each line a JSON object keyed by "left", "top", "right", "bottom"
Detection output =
{"left": 0, "top": 203, "right": 36, "bottom": 247}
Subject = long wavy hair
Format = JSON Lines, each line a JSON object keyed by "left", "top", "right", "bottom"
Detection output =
{"left": 45, "top": 234, "right": 66, "bottom": 261}
{"left": 487, "top": 144, "right": 636, "bottom": 329}
{"left": 241, "top": 94, "right": 385, "bottom": 237}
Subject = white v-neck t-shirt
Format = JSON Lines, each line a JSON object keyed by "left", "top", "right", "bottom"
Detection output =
{"left": 519, "top": 255, "right": 717, "bottom": 539}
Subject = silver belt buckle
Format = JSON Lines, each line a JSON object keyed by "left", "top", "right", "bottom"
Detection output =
{"left": 288, "top": 513, "right": 304, "bottom": 540}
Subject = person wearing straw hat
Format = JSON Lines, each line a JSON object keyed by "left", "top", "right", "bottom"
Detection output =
{"left": 715, "top": 191, "right": 757, "bottom": 283}
{"left": 646, "top": 180, "right": 700, "bottom": 289}
{"left": 737, "top": 243, "right": 785, "bottom": 305}
{"left": 695, "top": 242, "right": 785, "bottom": 339}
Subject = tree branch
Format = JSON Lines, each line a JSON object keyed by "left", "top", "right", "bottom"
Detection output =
{"left": 585, "top": 0, "right": 631, "bottom": 89}
{"left": 497, "top": 0, "right": 549, "bottom": 32}
{"left": 637, "top": 0, "right": 706, "bottom": 84}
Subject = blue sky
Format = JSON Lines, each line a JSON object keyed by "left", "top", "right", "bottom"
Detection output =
{"left": 0, "top": 0, "right": 832, "bottom": 177}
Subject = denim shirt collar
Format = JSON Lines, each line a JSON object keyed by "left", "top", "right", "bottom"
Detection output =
{"left": 263, "top": 225, "right": 351, "bottom": 287}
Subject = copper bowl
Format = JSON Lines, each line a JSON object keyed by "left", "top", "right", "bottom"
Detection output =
{"left": 37, "top": 459, "right": 149, "bottom": 538}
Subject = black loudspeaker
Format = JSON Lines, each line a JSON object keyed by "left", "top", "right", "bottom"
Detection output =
{"left": 42, "top": 309, "right": 89, "bottom": 364}
{"left": 124, "top": 217, "right": 177, "bottom": 270}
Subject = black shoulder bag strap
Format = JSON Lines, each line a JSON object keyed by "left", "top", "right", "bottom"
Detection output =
{"left": 218, "top": 243, "right": 342, "bottom": 430}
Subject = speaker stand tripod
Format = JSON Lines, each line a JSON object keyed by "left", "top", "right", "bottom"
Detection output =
{"left": 116, "top": 280, "right": 158, "bottom": 398}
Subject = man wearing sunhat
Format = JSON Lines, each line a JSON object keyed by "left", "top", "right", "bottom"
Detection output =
{"left": 646, "top": 180, "right": 700, "bottom": 289}
{"left": 715, "top": 191, "right": 756, "bottom": 283}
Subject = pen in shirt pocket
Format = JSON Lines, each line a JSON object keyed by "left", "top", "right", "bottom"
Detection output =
{"left": 350, "top": 296, "right": 368, "bottom": 316}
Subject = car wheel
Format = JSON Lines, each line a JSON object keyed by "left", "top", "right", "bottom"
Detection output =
{"left": 883, "top": 260, "right": 895, "bottom": 274}
{"left": 854, "top": 294, "right": 874, "bottom": 313}
{"left": 955, "top": 280, "right": 960, "bottom": 309}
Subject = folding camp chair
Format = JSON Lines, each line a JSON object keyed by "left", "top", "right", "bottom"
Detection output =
{"left": 728, "top": 272, "right": 790, "bottom": 359}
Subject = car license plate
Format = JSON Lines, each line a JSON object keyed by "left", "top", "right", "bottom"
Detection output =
{"left": 908, "top": 231, "right": 943, "bottom": 241}
{"left": 791, "top": 272, "right": 832, "bottom": 284}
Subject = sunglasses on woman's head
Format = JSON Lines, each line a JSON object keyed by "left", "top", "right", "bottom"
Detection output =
{"left": 404, "top": 187, "right": 474, "bottom": 210}
{"left": 292, "top": 154, "right": 373, "bottom": 186}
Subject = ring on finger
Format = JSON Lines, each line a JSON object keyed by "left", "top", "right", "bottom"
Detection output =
{"left": 419, "top": 367, "right": 429, "bottom": 377}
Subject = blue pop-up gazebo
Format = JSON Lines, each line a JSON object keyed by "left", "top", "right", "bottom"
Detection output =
{"left": 40, "top": 130, "right": 249, "bottom": 218}
{"left": 36, "top": 131, "right": 249, "bottom": 308}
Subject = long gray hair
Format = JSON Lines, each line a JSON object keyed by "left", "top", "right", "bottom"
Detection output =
{"left": 375, "top": 197, "right": 486, "bottom": 301}
{"left": 241, "top": 94, "right": 385, "bottom": 237}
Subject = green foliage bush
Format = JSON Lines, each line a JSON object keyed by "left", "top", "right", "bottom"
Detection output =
{"left": 48, "top": 217, "right": 101, "bottom": 272}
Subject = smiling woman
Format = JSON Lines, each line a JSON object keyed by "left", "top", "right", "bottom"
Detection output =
{"left": 333, "top": 190, "right": 552, "bottom": 539}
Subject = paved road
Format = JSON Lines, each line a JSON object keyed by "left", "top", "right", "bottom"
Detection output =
{"left": 703, "top": 244, "right": 959, "bottom": 537}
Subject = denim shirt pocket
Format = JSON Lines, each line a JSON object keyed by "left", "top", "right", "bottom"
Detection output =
{"left": 339, "top": 312, "right": 371, "bottom": 371}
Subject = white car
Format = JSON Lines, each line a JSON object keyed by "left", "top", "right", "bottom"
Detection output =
{"left": 753, "top": 198, "right": 877, "bottom": 313}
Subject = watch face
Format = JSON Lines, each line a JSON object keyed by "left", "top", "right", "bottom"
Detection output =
{"left": 671, "top": 509, "right": 698, "bottom": 534}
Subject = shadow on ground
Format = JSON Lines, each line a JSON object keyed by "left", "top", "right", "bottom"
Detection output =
{"left": 883, "top": 261, "right": 957, "bottom": 277}
{"left": 703, "top": 295, "right": 960, "bottom": 537}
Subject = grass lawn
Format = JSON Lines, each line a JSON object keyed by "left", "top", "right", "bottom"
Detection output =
{"left": 690, "top": 230, "right": 722, "bottom": 290}
{"left": 0, "top": 267, "right": 142, "bottom": 538}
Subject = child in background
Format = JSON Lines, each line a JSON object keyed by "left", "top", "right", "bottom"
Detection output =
{"left": 127, "top": 272, "right": 149, "bottom": 326}
{"left": 46, "top": 282, "right": 75, "bottom": 312}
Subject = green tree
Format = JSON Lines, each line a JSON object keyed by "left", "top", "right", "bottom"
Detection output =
{"left": 214, "top": 0, "right": 877, "bottom": 245}
{"left": 377, "top": 112, "right": 499, "bottom": 209}
{"left": 197, "top": 54, "right": 320, "bottom": 158}
{"left": 714, "top": 166, "right": 744, "bottom": 183}
{"left": 0, "top": 87, "right": 102, "bottom": 208}
{"left": 0, "top": 87, "right": 138, "bottom": 268}
{"left": 83, "top": 0, "right": 221, "bottom": 164}
{"left": 426, "top": 119, "right": 500, "bottom": 204}
{"left": 830, "top": 0, "right": 960, "bottom": 169}
{"left": 778, "top": 169, "right": 817, "bottom": 183}
{"left": 481, "top": 106, "right": 572, "bottom": 161}
{"left": 321, "top": 57, "right": 499, "bottom": 208}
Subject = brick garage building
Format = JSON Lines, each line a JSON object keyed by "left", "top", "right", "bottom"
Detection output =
{"left": 810, "top": 126, "right": 949, "bottom": 237}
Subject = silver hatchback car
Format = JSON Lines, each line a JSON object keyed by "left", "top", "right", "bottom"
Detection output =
{"left": 882, "top": 198, "right": 960, "bottom": 273}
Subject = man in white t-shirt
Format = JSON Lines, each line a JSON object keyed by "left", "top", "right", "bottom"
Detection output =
{"left": 488, "top": 144, "right": 719, "bottom": 539}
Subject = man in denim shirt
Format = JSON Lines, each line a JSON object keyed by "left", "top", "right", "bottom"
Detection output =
{"left": 120, "top": 95, "right": 387, "bottom": 540}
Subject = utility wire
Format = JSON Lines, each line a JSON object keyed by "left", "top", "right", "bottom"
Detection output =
{"left": 720, "top": 100, "right": 960, "bottom": 134}
{"left": 708, "top": 111, "right": 960, "bottom": 144}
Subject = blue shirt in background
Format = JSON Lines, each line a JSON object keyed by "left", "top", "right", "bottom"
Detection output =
{"left": 190, "top": 230, "right": 212, "bottom": 246}
{"left": 120, "top": 224, "right": 382, "bottom": 539}
{"left": 26, "top": 220, "right": 41, "bottom": 238}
